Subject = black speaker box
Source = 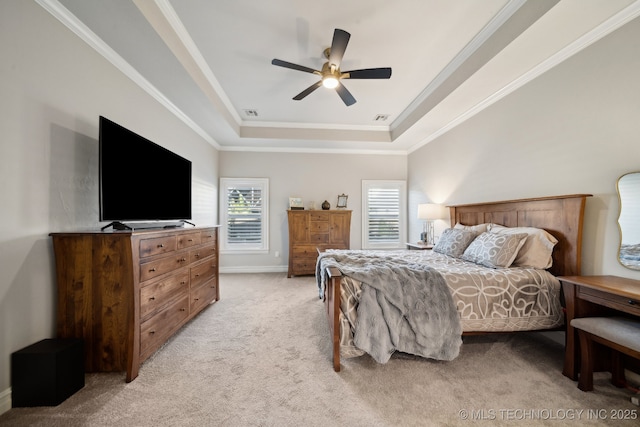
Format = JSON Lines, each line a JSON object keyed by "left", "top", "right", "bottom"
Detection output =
{"left": 11, "top": 338, "right": 84, "bottom": 407}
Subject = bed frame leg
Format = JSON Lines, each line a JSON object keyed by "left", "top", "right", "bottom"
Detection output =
{"left": 325, "top": 267, "right": 342, "bottom": 372}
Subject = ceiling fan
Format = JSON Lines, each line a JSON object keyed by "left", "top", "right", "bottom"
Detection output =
{"left": 271, "top": 28, "right": 392, "bottom": 106}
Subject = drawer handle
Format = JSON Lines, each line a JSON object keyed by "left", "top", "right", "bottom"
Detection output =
{"left": 195, "top": 274, "right": 200, "bottom": 277}
{"left": 157, "top": 244, "right": 165, "bottom": 248}
{"left": 629, "top": 300, "right": 638, "bottom": 305}
{"left": 149, "top": 268, "right": 157, "bottom": 272}
{"left": 179, "top": 258, "right": 187, "bottom": 263}
{"left": 181, "top": 281, "right": 186, "bottom": 285}
{"left": 149, "top": 330, "right": 155, "bottom": 335}
{"left": 149, "top": 296, "right": 155, "bottom": 300}
{"left": 194, "top": 253, "right": 200, "bottom": 258}
{"left": 194, "top": 298, "right": 199, "bottom": 301}
{"left": 188, "top": 239, "right": 193, "bottom": 242}
{"left": 180, "top": 308, "right": 186, "bottom": 312}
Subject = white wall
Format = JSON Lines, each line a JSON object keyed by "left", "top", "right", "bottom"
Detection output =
{"left": 407, "top": 15, "right": 640, "bottom": 280}
{"left": 218, "top": 151, "right": 407, "bottom": 272}
{"left": 0, "top": 0, "right": 219, "bottom": 406}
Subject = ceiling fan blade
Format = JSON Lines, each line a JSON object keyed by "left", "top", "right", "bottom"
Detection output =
{"left": 293, "top": 81, "right": 323, "bottom": 100}
{"left": 342, "top": 68, "right": 392, "bottom": 79}
{"left": 335, "top": 82, "right": 356, "bottom": 106}
{"left": 271, "top": 59, "right": 320, "bottom": 75}
{"left": 328, "top": 29, "right": 350, "bottom": 67}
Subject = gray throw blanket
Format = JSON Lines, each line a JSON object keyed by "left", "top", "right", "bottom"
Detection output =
{"left": 317, "top": 250, "right": 462, "bottom": 363}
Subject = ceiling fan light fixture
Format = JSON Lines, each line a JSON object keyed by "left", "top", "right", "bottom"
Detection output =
{"left": 322, "top": 76, "right": 339, "bottom": 89}
{"left": 271, "top": 28, "right": 391, "bottom": 105}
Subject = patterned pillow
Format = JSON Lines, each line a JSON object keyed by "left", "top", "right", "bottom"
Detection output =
{"left": 461, "top": 232, "right": 528, "bottom": 268}
{"left": 488, "top": 225, "right": 557, "bottom": 269}
{"left": 433, "top": 228, "right": 477, "bottom": 258}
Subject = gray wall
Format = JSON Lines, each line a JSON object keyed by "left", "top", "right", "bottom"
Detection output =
{"left": 218, "top": 151, "right": 407, "bottom": 271}
{"left": 0, "top": 1, "right": 219, "bottom": 404}
{"left": 407, "top": 15, "right": 640, "bottom": 280}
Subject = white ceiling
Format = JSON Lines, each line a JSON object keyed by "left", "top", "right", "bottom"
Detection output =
{"left": 40, "top": 0, "right": 640, "bottom": 153}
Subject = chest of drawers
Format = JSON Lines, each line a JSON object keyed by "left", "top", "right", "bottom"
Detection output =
{"left": 50, "top": 226, "right": 219, "bottom": 382}
{"left": 287, "top": 210, "right": 351, "bottom": 277}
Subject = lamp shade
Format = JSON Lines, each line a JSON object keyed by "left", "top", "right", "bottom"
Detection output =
{"left": 417, "top": 203, "right": 445, "bottom": 220}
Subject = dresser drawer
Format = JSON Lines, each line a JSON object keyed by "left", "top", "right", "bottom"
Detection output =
{"left": 310, "top": 233, "right": 329, "bottom": 244}
{"left": 190, "top": 259, "right": 217, "bottom": 289}
{"left": 189, "top": 244, "right": 217, "bottom": 264}
{"left": 140, "top": 272, "right": 189, "bottom": 320}
{"left": 310, "top": 221, "right": 329, "bottom": 233}
{"left": 292, "top": 244, "right": 320, "bottom": 258}
{"left": 140, "top": 296, "right": 189, "bottom": 358}
{"left": 139, "top": 236, "right": 177, "bottom": 258}
{"left": 578, "top": 287, "right": 640, "bottom": 316}
{"left": 140, "top": 253, "right": 189, "bottom": 282}
{"left": 292, "top": 259, "right": 317, "bottom": 274}
{"left": 200, "top": 229, "right": 217, "bottom": 246}
{"left": 309, "top": 212, "right": 329, "bottom": 221}
{"left": 177, "top": 232, "right": 201, "bottom": 249}
{"left": 190, "top": 279, "right": 217, "bottom": 313}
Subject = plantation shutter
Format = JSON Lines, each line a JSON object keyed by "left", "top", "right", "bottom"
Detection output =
{"left": 226, "top": 187, "right": 262, "bottom": 244}
{"left": 220, "top": 178, "right": 269, "bottom": 252}
{"left": 362, "top": 180, "right": 406, "bottom": 249}
{"left": 367, "top": 188, "right": 400, "bottom": 242}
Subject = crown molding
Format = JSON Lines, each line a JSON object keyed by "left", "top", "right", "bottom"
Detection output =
{"left": 393, "top": 0, "right": 528, "bottom": 130}
{"left": 35, "top": 0, "right": 221, "bottom": 149}
{"left": 139, "top": 0, "right": 242, "bottom": 128}
{"left": 407, "top": 0, "right": 640, "bottom": 154}
{"left": 219, "top": 145, "right": 408, "bottom": 155}
{"left": 37, "top": 0, "right": 640, "bottom": 155}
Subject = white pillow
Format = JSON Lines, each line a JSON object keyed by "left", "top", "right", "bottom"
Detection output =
{"left": 454, "top": 222, "right": 490, "bottom": 234}
{"left": 461, "top": 232, "right": 528, "bottom": 268}
{"left": 488, "top": 225, "right": 558, "bottom": 269}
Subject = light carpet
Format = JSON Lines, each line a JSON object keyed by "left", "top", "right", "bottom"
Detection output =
{"left": 0, "top": 273, "right": 638, "bottom": 426}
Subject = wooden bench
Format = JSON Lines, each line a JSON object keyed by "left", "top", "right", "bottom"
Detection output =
{"left": 570, "top": 317, "right": 640, "bottom": 391}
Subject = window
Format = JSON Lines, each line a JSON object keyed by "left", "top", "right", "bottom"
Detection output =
{"left": 362, "top": 180, "right": 406, "bottom": 249}
{"left": 219, "top": 178, "right": 269, "bottom": 253}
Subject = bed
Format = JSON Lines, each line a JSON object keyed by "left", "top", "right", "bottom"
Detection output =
{"left": 316, "top": 194, "right": 591, "bottom": 371}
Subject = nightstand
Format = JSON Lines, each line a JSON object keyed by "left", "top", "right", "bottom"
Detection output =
{"left": 406, "top": 242, "right": 433, "bottom": 250}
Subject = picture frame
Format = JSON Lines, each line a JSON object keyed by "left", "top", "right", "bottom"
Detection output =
{"left": 289, "top": 197, "right": 304, "bottom": 210}
{"left": 336, "top": 194, "right": 348, "bottom": 209}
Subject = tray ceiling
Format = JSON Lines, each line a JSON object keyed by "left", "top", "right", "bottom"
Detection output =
{"left": 40, "top": 0, "right": 640, "bottom": 153}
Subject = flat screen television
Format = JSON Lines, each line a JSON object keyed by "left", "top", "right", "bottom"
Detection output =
{"left": 99, "top": 116, "right": 192, "bottom": 230}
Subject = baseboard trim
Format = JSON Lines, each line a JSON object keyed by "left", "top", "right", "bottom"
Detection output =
{"left": 219, "top": 265, "right": 288, "bottom": 274}
{"left": 0, "top": 387, "right": 11, "bottom": 415}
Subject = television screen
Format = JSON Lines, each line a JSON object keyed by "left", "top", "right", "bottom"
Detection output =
{"left": 99, "top": 116, "right": 192, "bottom": 225}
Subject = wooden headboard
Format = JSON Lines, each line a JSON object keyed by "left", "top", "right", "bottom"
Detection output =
{"left": 448, "top": 194, "right": 591, "bottom": 277}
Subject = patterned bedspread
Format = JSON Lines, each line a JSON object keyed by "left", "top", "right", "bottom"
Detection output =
{"left": 317, "top": 249, "right": 563, "bottom": 359}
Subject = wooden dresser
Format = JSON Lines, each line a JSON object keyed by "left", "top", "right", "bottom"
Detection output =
{"left": 287, "top": 210, "right": 351, "bottom": 277}
{"left": 50, "top": 226, "right": 219, "bottom": 382}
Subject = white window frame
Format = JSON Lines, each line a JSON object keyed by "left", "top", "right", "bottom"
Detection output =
{"left": 362, "top": 180, "right": 407, "bottom": 249}
{"left": 219, "top": 178, "right": 269, "bottom": 253}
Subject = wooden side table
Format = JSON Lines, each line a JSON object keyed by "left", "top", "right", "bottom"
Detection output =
{"left": 406, "top": 242, "right": 433, "bottom": 250}
{"left": 559, "top": 275, "right": 640, "bottom": 380}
